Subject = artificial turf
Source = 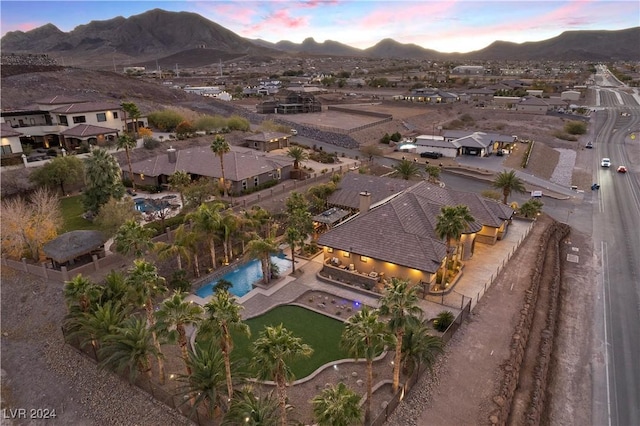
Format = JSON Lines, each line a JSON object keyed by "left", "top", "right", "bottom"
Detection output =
{"left": 231, "top": 305, "right": 349, "bottom": 379}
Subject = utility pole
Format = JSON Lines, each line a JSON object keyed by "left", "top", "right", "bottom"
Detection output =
{"left": 175, "top": 63, "right": 179, "bottom": 78}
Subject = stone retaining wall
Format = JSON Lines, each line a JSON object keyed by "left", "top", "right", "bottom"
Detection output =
{"left": 489, "top": 221, "right": 569, "bottom": 425}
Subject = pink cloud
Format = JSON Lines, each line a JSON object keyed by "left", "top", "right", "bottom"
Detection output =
{"left": 1, "top": 21, "right": 43, "bottom": 34}
{"left": 358, "top": 2, "right": 455, "bottom": 28}
{"left": 245, "top": 9, "right": 309, "bottom": 35}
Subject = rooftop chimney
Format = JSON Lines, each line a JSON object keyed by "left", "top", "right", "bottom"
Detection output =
{"left": 167, "top": 146, "right": 177, "bottom": 163}
{"left": 359, "top": 191, "right": 371, "bottom": 212}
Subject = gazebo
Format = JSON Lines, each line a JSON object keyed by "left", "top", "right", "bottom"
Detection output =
{"left": 43, "top": 230, "right": 107, "bottom": 269}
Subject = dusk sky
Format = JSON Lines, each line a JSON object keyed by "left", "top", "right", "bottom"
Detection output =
{"left": 1, "top": 1, "right": 638, "bottom": 53}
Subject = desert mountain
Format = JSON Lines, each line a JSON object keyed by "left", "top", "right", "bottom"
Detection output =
{"left": 2, "top": 8, "right": 638, "bottom": 69}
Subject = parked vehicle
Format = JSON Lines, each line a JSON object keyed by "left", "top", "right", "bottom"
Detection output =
{"left": 420, "top": 151, "right": 443, "bottom": 159}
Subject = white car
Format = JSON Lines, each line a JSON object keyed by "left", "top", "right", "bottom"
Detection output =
{"left": 601, "top": 158, "right": 611, "bottom": 167}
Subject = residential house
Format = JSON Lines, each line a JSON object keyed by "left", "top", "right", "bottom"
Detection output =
{"left": 516, "top": 97, "right": 550, "bottom": 115}
{"left": 244, "top": 132, "right": 291, "bottom": 152}
{"left": 318, "top": 180, "right": 514, "bottom": 291}
{"left": 0, "top": 122, "right": 23, "bottom": 157}
{"left": 464, "top": 88, "right": 495, "bottom": 105}
{"left": 125, "top": 145, "right": 293, "bottom": 195}
{"left": 327, "top": 173, "right": 415, "bottom": 212}
{"left": 256, "top": 90, "right": 322, "bottom": 114}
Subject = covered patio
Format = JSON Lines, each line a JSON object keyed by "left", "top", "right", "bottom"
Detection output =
{"left": 43, "top": 230, "right": 107, "bottom": 269}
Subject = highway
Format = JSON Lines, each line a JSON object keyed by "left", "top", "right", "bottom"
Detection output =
{"left": 592, "top": 66, "right": 640, "bottom": 426}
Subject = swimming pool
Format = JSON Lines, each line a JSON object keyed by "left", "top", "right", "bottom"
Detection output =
{"left": 196, "top": 253, "right": 292, "bottom": 298}
{"left": 134, "top": 198, "right": 169, "bottom": 213}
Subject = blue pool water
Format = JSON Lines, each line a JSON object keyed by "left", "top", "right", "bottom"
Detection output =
{"left": 134, "top": 198, "right": 169, "bottom": 213}
{"left": 196, "top": 253, "right": 292, "bottom": 298}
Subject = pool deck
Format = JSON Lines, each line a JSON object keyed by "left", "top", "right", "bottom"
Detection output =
{"left": 186, "top": 218, "right": 534, "bottom": 322}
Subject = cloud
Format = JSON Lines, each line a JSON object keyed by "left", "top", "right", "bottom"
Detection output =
{"left": 1, "top": 21, "right": 43, "bottom": 34}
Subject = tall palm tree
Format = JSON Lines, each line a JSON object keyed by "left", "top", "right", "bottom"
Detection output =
{"left": 341, "top": 307, "right": 394, "bottom": 425}
{"left": 82, "top": 148, "right": 126, "bottom": 213}
{"left": 401, "top": 321, "right": 443, "bottom": 376}
{"left": 116, "top": 133, "right": 137, "bottom": 190}
{"left": 202, "top": 289, "right": 250, "bottom": 401}
{"left": 186, "top": 202, "right": 225, "bottom": 269}
{"left": 174, "top": 224, "right": 202, "bottom": 278}
{"left": 251, "top": 324, "right": 313, "bottom": 426}
{"left": 492, "top": 169, "right": 526, "bottom": 204}
{"left": 378, "top": 278, "right": 424, "bottom": 393}
{"left": 153, "top": 228, "right": 191, "bottom": 272}
{"left": 126, "top": 259, "right": 168, "bottom": 383}
{"left": 210, "top": 134, "right": 231, "bottom": 198}
{"left": 100, "top": 270, "right": 129, "bottom": 305}
{"left": 64, "top": 274, "right": 101, "bottom": 314}
{"left": 121, "top": 101, "right": 141, "bottom": 135}
{"left": 284, "top": 192, "right": 313, "bottom": 273}
{"left": 217, "top": 211, "right": 240, "bottom": 265}
{"left": 434, "top": 205, "right": 475, "bottom": 288}
{"left": 223, "top": 387, "right": 281, "bottom": 426}
{"left": 155, "top": 291, "right": 203, "bottom": 376}
{"left": 242, "top": 205, "right": 272, "bottom": 238}
{"left": 286, "top": 146, "right": 309, "bottom": 170}
{"left": 312, "top": 382, "right": 363, "bottom": 426}
{"left": 168, "top": 170, "right": 191, "bottom": 208}
{"left": 113, "top": 219, "right": 154, "bottom": 258}
{"left": 177, "top": 340, "right": 229, "bottom": 419}
{"left": 391, "top": 159, "right": 421, "bottom": 180}
{"left": 98, "top": 316, "right": 159, "bottom": 383}
{"left": 246, "top": 236, "right": 278, "bottom": 285}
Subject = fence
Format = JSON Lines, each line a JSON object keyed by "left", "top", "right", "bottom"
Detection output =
{"left": 369, "top": 299, "right": 471, "bottom": 426}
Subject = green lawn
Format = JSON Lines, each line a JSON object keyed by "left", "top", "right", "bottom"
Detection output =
{"left": 230, "top": 305, "right": 349, "bottom": 379}
{"left": 60, "top": 195, "right": 101, "bottom": 233}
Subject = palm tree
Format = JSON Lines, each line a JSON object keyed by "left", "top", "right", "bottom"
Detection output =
{"left": 116, "top": 133, "right": 138, "bottom": 190}
{"left": 341, "top": 307, "right": 394, "bottom": 425}
{"left": 64, "top": 274, "right": 101, "bottom": 313}
{"left": 153, "top": 228, "right": 191, "bottom": 272}
{"left": 312, "top": 382, "right": 363, "bottom": 426}
{"left": 186, "top": 202, "right": 225, "bottom": 269}
{"left": 246, "top": 236, "right": 278, "bottom": 285}
{"left": 65, "top": 300, "right": 130, "bottom": 357}
{"left": 284, "top": 192, "right": 313, "bottom": 273}
{"left": 378, "top": 278, "right": 423, "bottom": 393}
{"left": 217, "top": 211, "right": 240, "bottom": 265}
{"left": 121, "top": 101, "right": 141, "bottom": 135}
{"left": 251, "top": 324, "right": 313, "bottom": 426}
{"left": 126, "top": 259, "right": 168, "bottom": 383}
{"left": 202, "top": 289, "right": 250, "bottom": 401}
{"left": 434, "top": 205, "right": 475, "bottom": 288}
{"left": 168, "top": 170, "right": 191, "bottom": 208}
{"left": 98, "top": 316, "right": 159, "bottom": 382}
{"left": 425, "top": 164, "right": 441, "bottom": 183}
{"left": 155, "top": 291, "right": 203, "bottom": 376}
{"left": 401, "top": 321, "right": 443, "bottom": 376}
{"left": 113, "top": 219, "right": 154, "bottom": 258}
{"left": 210, "top": 134, "right": 231, "bottom": 198}
{"left": 519, "top": 198, "right": 544, "bottom": 218}
{"left": 174, "top": 224, "right": 202, "bottom": 278}
{"left": 177, "top": 340, "right": 229, "bottom": 419}
{"left": 100, "top": 270, "right": 129, "bottom": 305}
{"left": 242, "top": 205, "right": 272, "bottom": 238}
{"left": 492, "top": 170, "right": 526, "bottom": 204}
{"left": 223, "top": 387, "right": 281, "bottom": 426}
{"left": 391, "top": 159, "right": 421, "bottom": 180}
{"left": 286, "top": 146, "right": 309, "bottom": 170}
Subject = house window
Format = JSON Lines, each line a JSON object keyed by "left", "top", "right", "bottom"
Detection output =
{"left": 254, "top": 142, "right": 258, "bottom": 148}
{"left": 73, "top": 116, "right": 86, "bottom": 124}
{"left": 276, "top": 168, "right": 281, "bottom": 180}
{"left": 96, "top": 113, "right": 106, "bottom": 122}
{"left": 254, "top": 176, "right": 259, "bottom": 187}
{"left": 58, "top": 116, "right": 68, "bottom": 126}
{"left": 360, "top": 255, "right": 368, "bottom": 263}
{"left": 343, "top": 251, "right": 350, "bottom": 258}
{"left": 113, "top": 111, "right": 118, "bottom": 119}
{"left": 326, "top": 247, "right": 333, "bottom": 253}
{"left": 1, "top": 145, "right": 13, "bottom": 156}
{"left": 241, "top": 179, "right": 247, "bottom": 190}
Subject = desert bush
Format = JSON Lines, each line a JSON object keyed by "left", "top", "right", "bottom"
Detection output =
{"left": 433, "top": 311, "right": 455, "bottom": 332}
{"left": 148, "top": 109, "right": 184, "bottom": 132}
{"left": 564, "top": 121, "right": 587, "bottom": 135}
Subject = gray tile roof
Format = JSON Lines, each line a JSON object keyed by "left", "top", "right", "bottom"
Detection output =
{"left": 0, "top": 122, "right": 22, "bottom": 137}
{"left": 129, "top": 145, "right": 292, "bottom": 182}
{"left": 35, "top": 95, "right": 88, "bottom": 105}
{"left": 318, "top": 181, "right": 514, "bottom": 273}
{"left": 328, "top": 173, "right": 416, "bottom": 209}
{"left": 60, "top": 124, "right": 119, "bottom": 137}
{"left": 244, "top": 132, "right": 289, "bottom": 142}
{"left": 51, "top": 101, "right": 121, "bottom": 114}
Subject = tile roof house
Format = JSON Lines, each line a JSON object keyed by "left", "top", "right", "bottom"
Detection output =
{"left": 1, "top": 122, "right": 23, "bottom": 156}
{"left": 317, "top": 180, "right": 514, "bottom": 290}
{"left": 327, "top": 173, "right": 416, "bottom": 211}
{"left": 125, "top": 145, "right": 293, "bottom": 195}
{"left": 243, "top": 131, "right": 291, "bottom": 152}
{"left": 516, "top": 97, "right": 551, "bottom": 115}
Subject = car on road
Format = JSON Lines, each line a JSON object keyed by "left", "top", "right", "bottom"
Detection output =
{"left": 617, "top": 166, "right": 627, "bottom": 173}
{"left": 601, "top": 158, "right": 611, "bottom": 167}
{"left": 420, "top": 151, "right": 443, "bottom": 159}
{"left": 585, "top": 141, "right": 593, "bottom": 149}
{"left": 290, "top": 129, "right": 298, "bottom": 136}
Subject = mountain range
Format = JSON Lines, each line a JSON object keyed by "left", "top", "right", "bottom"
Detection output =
{"left": 1, "top": 8, "right": 638, "bottom": 70}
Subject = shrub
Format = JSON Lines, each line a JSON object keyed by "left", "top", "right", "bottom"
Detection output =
{"left": 433, "top": 311, "right": 455, "bottom": 332}
{"left": 169, "top": 269, "right": 191, "bottom": 293}
{"left": 564, "top": 121, "right": 587, "bottom": 135}
{"left": 143, "top": 137, "right": 161, "bottom": 150}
